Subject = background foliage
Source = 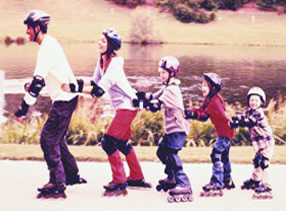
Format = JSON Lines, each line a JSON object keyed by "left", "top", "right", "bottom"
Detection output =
{"left": 1, "top": 96, "right": 286, "bottom": 147}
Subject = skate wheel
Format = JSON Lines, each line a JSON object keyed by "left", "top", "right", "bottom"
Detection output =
{"left": 163, "top": 186, "right": 168, "bottom": 192}
{"left": 103, "top": 191, "right": 112, "bottom": 197}
{"left": 181, "top": 196, "right": 188, "bottom": 202}
{"left": 200, "top": 191, "right": 206, "bottom": 197}
{"left": 167, "top": 196, "right": 175, "bottom": 203}
{"left": 174, "top": 196, "right": 181, "bottom": 202}
{"left": 187, "top": 195, "right": 193, "bottom": 202}
{"left": 156, "top": 185, "right": 162, "bottom": 192}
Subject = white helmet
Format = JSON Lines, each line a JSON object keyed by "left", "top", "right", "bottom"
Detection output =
{"left": 158, "top": 56, "right": 180, "bottom": 77}
{"left": 24, "top": 10, "right": 50, "bottom": 32}
{"left": 203, "top": 72, "right": 222, "bottom": 93}
{"left": 247, "top": 86, "right": 266, "bottom": 107}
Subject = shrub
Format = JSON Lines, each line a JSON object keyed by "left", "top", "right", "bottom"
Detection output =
{"left": 215, "top": 0, "right": 244, "bottom": 11}
{"left": 129, "top": 8, "right": 163, "bottom": 44}
{"left": 109, "top": 0, "right": 146, "bottom": 8}
{"left": 1, "top": 96, "right": 286, "bottom": 146}
{"left": 158, "top": 0, "right": 216, "bottom": 23}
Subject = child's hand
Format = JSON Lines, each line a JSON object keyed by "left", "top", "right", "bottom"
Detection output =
{"left": 61, "top": 83, "right": 71, "bottom": 92}
{"left": 24, "top": 82, "right": 30, "bottom": 92}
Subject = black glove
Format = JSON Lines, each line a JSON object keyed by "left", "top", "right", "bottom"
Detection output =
{"left": 244, "top": 116, "right": 256, "bottom": 127}
{"left": 133, "top": 98, "right": 149, "bottom": 109}
{"left": 132, "top": 98, "right": 140, "bottom": 108}
{"left": 69, "top": 79, "right": 84, "bottom": 93}
{"left": 184, "top": 109, "right": 197, "bottom": 119}
{"left": 136, "top": 91, "right": 146, "bottom": 100}
{"left": 15, "top": 100, "right": 29, "bottom": 118}
{"left": 229, "top": 116, "right": 239, "bottom": 128}
{"left": 148, "top": 99, "right": 161, "bottom": 113}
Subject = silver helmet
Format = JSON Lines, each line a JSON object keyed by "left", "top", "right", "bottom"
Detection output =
{"left": 24, "top": 10, "right": 50, "bottom": 32}
{"left": 247, "top": 86, "right": 266, "bottom": 107}
{"left": 158, "top": 56, "right": 180, "bottom": 77}
{"left": 203, "top": 72, "right": 222, "bottom": 93}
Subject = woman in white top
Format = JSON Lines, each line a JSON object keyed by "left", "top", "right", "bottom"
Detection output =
{"left": 68, "top": 28, "right": 151, "bottom": 195}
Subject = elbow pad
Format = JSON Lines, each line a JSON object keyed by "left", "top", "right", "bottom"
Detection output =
{"left": 90, "top": 81, "right": 105, "bottom": 98}
{"left": 28, "top": 75, "right": 45, "bottom": 97}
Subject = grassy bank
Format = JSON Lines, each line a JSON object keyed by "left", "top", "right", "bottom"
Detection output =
{"left": 1, "top": 0, "right": 286, "bottom": 46}
{"left": 1, "top": 144, "right": 285, "bottom": 164}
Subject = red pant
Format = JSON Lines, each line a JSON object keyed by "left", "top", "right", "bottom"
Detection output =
{"left": 106, "top": 109, "right": 137, "bottom": 140}
{"left": 105, "top": 109, "right": 144, "bottom": 183}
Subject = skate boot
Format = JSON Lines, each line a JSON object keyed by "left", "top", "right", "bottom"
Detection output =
{"left": 200, "top": 183, "right": 223, "bottom": 197}
{"left": 66, "top": 175, "right": 87, "bottom": 186}
{"left": 127, "top": 178, "right": 152, "bottom": 188}
{"left": 37, "top": 183, "right": 66, "bottom": 199}
{"left": 156, "top": 177, "right": 176, "bottom": 192}
{"left": 167, "top": 186, "right": 193, "bottom": 203}
{"left": 241, "top": 178, "right": 260, "bottom": 190}
{"left": 223, "top": 179, "right": 235, "bottom": 190}
{"left": 253, "top": 183, "right": 273, "bottom": 199}
{"left": 103, "top": 182, "right": 128, "bottom": 197}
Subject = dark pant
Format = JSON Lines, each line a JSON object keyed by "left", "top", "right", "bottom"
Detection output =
{"left": 156, "top": 132, "right": 191, "bottom": 188}
{"left": 210, "top": 136, "right": 232, "bottom": 188}
{"left": 40, "top": 96, "right": 79, "bottom": 185}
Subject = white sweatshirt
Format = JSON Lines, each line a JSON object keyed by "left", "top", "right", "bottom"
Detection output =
{"left": 92, "top": 56, "right": 137, "bottom": 110}
{"left": 25, "top": 34, "right": 78, "bottom": 104}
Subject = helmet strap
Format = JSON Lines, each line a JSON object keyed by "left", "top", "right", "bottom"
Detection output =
{"left": 32, "top": 26, "right": 40, "bottom": 42}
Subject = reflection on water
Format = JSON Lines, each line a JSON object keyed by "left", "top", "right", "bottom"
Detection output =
{"left": 1, "top": 43, "right": 286, "bottom": 114}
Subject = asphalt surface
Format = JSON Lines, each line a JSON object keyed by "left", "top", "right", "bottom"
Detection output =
{"left": 0, "top": 161, "right": 284, "bottom": 211}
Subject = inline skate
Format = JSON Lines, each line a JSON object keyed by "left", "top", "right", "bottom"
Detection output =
{"left": 103, "top": 182, "right": 128, "bottom": 197}
{"left": 156, "top": 177, "right": 176, "bottom": 192}
{"left": 167, "top": 187, "right": 193, "bottom": 203}
{"left": 253, "top": 183, "right": 273, "bottom": 199}
{"left": 37, "top": 183, "right": 66, "bottom": 199}
{"left": 241, "top": 178, "right": 260, "bottom": 190}
{"left": 223, "top": 179, "right": 235, "bottom": 190}
{"left": 66, "top": 175, "right": 87, "bottom": 186}
{"left": 127, "top": 178, "right": 152, "bottom": 188}
{"left": 200, "top": 183, "right": 223, "bottom": 197}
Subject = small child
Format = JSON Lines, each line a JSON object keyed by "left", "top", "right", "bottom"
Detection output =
{"left": 185, "top": 73, "right": 235, "bottom": 197}
{"left": 229, "top": 87, "right": 274, "bottom": 199}
{"left": 133, "top": 56, "right": 193, "bottom": 202}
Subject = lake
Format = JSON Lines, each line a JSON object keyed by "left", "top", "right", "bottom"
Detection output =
{"left": 1, "top": 42, "right": 286, "bottom": 114}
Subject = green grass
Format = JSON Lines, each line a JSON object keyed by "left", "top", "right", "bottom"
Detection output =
{"left": 1, "top": 144, "right": 285, "bottom": 164}
{"left": 1, "top": 0, "right": 286, "bottom": 46}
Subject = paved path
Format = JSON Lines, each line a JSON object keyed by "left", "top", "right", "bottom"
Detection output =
{"left": 0, "top": 161, "right": 284, "bottom": 211}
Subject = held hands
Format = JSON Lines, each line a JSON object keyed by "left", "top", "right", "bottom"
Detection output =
{"left": 133, "top": 91, "right": 149, "bottom": 109}
{"left": 229, "top": 115, "right": 257, "bottom": 128}
{"left": 62, "top": 79, "right": 84, "bottom": 93}
{"left": 184, "top": 109, "right": 197, "bottom": 120}
{"left": 132, "top": 91, "right": 160, "bottom": 112}
{"left": 70, "top": 79, "right": 84, "bottom": 93}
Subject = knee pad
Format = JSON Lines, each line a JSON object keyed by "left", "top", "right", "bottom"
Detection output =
{"left": 253, "top": 153, "right": 261, "bottom": 168}
{"left": 211, "top": 148, "right": 222, "bottom": 163}
{"left": 101, "top": 135, "right": 117, "bottom": 155}
{"left": 117, "top": 140, "right": 132, "bottom": 156}
{"left": 156, "top": 145, "right": 168, "bottom": 164}
{"left": 260, "top": 156, "right": 269, "bottom": 170}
